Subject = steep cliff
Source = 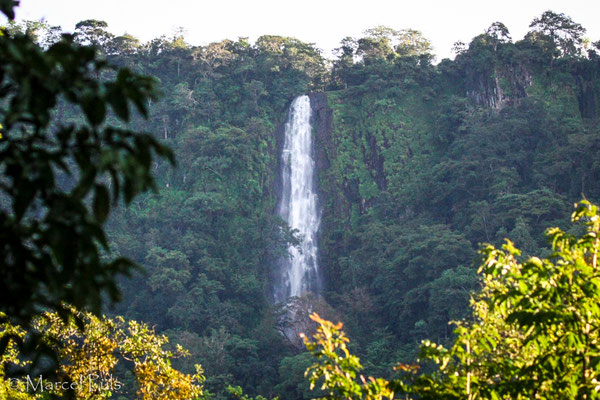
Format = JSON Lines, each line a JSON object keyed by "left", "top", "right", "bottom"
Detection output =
{"left": 93, "top": 20, "right": 600, "bottom": 399}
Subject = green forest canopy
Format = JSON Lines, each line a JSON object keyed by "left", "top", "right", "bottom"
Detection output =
{"left": 2, "top": 4, "right": 600, "bottom": 399}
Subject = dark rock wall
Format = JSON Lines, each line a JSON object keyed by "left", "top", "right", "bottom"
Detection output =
{"left": 309, "top": 92, "right": 333, "bottom": 293}
{"left": 308, "top": 92, "right": 333, "bottom": 174}
{"left": 467, "top": 64, "right": 532, "bottom": 109}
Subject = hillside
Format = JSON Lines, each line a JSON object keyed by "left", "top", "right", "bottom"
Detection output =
{"left": 7, "top": 13, "right": 600, "bottom": 398}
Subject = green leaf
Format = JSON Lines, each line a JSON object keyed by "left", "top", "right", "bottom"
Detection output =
{"left": 82, "top": 94, "right": 106, "bottom": 126}
{"left": 108, "top": 87, "right": 129, "bottom": 121}
{"left": 0, "top": 0, "right": 18, "bottom": 20}
{"left": 93, "top": 184, "right": 110, "bottom": 223}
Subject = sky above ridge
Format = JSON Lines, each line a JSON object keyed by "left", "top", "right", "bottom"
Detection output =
{"left": 8, "top": 0, "right": 600, "bottom": 60}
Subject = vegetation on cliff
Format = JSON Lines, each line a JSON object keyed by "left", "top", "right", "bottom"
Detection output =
{"left": 2, "top": 3, "right": 600, "bottom": 398}
{"left": 305, "top": 201, "right": 600, "bottom": 399}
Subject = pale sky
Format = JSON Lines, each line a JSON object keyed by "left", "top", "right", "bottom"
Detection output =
{"left": 8, "top": 0, "right": 600, "bottom": 60}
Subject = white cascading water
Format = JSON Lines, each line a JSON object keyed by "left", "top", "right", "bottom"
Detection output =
{"left": 277, "top": 95, "right": 320, "bottom": 300}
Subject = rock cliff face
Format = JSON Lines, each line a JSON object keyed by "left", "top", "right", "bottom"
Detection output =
{"left": 308, "top": 92, "right": 334, "bottom": 293}
{"left": 467, "top": 64, "right": 533, "bottom": 109}
{"left": 574, "top": 64, "right": 600, "bottom": 119}
{"left": 308, "top": 92, "right": 333, "bottom": 174}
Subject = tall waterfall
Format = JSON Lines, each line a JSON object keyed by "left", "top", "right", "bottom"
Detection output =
{"left": 276, "top": 95, "right": 320, "bottom": 301}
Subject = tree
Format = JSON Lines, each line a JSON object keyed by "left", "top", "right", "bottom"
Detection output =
{"left": 394, "top": 29, "right": 432, "bottom": 57}
{"left": 451, "top": 40, "right": 467, "bottom": 56}
{"left": 109, "top": 33, "right": 141, "bottom": 55}
{"left": 5, "top": 19, "right": 61, "bottom": 47}
{"left": 411, "top": 200, "right": 600, "bottom": 399}
{"left": 0, "top": 1, "right": 173, "bottom": 363}
{"left": 302, "top": 313, "right": 394, "bottom": 400}
{"left": 0, "top": 308, "right": 205, "bottom": 399}
{"left": 74, "top": 19, "right": 113, "bottom": 51}
{"left": 485, "top": 21, "right": 511, "bottom": 51}
{"left": 529, "top": 11, "right": 586, "bottom": 60}
{"left": 357, "top": 26, "right": 396, "bottom": 60}
{"left": 356, "top": 26, "right": 432, "bottom": 60}
{"left": 303, "top": 200, "right": 600, "bottom": 399}
{"left": 332, "top": 37, "right": 358, "bottom": 88}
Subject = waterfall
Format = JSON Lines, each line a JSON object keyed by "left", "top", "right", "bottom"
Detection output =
{"left": 276, "top": 95, "right": 320, "bottom": 301}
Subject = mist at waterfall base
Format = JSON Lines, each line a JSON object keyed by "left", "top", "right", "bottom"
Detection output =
{"left": 274, "top": 95, "right": 321, "bottom": 304}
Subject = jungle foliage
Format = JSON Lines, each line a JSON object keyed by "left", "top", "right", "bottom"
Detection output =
{"left": 304, "top": 201, "right": 600, "bottom": 400}
{"left": 3, "top": 5, "right": 600, "bottom": 399}
{"left": 0, "top": 308, "right": 205, "bottom": 400}
{"left": 0, "top": 0, "right": 174, "bottom": 374}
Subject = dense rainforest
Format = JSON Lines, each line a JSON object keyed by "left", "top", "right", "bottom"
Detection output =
{"left": 4, "top": 11, "right": 600, "bottom": 399}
